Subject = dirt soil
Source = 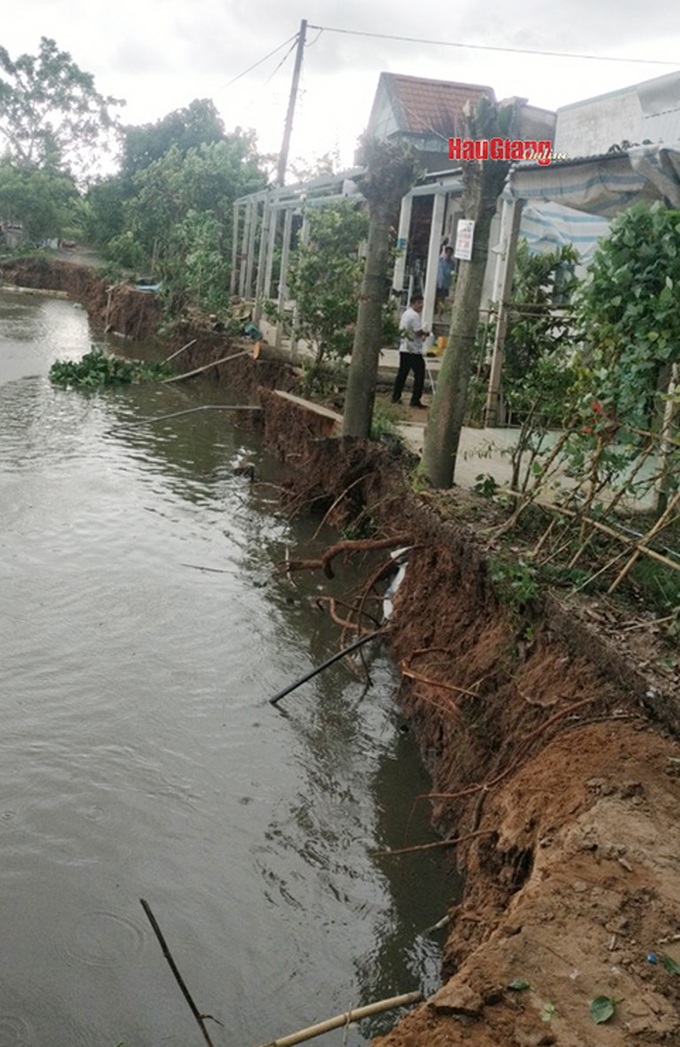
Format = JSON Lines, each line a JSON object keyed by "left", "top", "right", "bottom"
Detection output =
{"left": 273, "top": 439, "right": 680, "bottom": 1047}
{"left": 6, "top": 258, "right": 680, "bottom": 1046}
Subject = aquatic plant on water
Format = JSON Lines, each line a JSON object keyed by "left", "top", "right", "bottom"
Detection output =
{"left": 49, "top": 347, "right": 173, "bottom": 387}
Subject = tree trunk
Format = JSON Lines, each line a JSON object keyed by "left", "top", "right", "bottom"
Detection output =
{"left": 342, "top": 209, "right": 391, "bottom": 438}
{"left": 421, "top": 165, "right": 507, "bottom": 488}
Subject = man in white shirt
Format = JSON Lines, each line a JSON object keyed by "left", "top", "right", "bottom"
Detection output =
{"left": 391, "top": 295, "right": 429, "bottom": 408}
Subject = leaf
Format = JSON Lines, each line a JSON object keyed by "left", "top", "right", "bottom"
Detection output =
{"left": 590, "top": 995, "right": 616, "bottom": 1024}
{"left": 661, "top": 954, "right": 680, "bottom": 975}
{"left": 507, "top": 979, "right": 530, "bottom": 991}
{"left": 540, "top": 1001, "right": 556, "bottom": 1022}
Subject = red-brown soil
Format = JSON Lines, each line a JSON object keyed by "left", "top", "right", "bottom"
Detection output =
{"left": 5, "top": 258, "right": 680, "bottom": 1046}
{"left": 273, "top": 439, "right": 680, "bottom": 1047}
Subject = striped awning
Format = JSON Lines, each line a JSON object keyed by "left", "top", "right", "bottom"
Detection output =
{"left": 507, "top": 145, "right": 680, "bottom": 218}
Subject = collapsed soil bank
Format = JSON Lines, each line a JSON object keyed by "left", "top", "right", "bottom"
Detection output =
{"left": 7, "top": 259, "right": 680, "bottom": 1046}
{"left": 268, "top": 436, "right": 680, "bottom": 1047}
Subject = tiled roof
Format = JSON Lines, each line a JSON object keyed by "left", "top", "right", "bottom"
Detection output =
{"left": 385, "top": 73, "right": 495, "bottom": 138}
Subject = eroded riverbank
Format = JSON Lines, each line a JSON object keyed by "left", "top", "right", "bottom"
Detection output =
{"left": 4, "top": 256, "right": 680, "bottom": 1047}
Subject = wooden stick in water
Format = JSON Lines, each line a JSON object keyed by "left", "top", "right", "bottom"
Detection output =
{"left": 140, "top": 898, "right": 216, "bottom": 1047}
{"left": 254, "top": 991, "right": 423, "bottom": 1047}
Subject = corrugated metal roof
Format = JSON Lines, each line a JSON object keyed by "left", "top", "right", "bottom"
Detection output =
{"left": 383, "top": 73, "right": 494, "bottom": 138}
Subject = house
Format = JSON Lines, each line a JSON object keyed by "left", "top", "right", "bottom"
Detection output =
{"left": 364, "top": 72, "right": 495, "bottom": 172}
{"left": 484, "top": 70, "right": 680, "bottom": 424}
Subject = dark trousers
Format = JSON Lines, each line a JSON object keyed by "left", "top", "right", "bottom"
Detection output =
{"left": 392, "top": 352, "right": 425, "bottom": 405}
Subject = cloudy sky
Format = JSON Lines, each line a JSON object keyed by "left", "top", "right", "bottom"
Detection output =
{"left": 4, "top": 0, "right": 680, "bottom": 172}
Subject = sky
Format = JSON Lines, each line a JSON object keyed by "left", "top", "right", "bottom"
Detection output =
{"left": 3, "top": 0, "right": 680, "bottom": 175}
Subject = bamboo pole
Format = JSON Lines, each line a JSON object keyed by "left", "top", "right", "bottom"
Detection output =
{"left": 163, "top": 350, "right": 253, "bottom": 384}
{"left": 607, "top": 488, "right": 680, "bottom": 593}
{"left": 254, "top": 991, "right": 422, "bottom": 1047}
{"left": 163, "top": 338, "right": 197, "bottom": 364}
{"left": 118, "top": 405, "right": 262, "bottom": 427}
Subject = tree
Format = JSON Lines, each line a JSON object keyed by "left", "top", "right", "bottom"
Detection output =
{"left": 0, "top": 161, "right": 79, "bottom": 240}
{"left": 120, "top": 99, "right": 226, "bottom": 180}
{"left": 286, "top": 201, "right": 369, "bottom": 365}
{"left": 0, "top": 37, "right": 123, "bottom": 176}
{"left": 422, "top": 98, "right": 517, "bottom": 487}
{"left": 342, "top": 137, "right": 420, "bottom": 438}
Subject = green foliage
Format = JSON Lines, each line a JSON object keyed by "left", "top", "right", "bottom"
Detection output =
{"left": 490, "top": 557, "right": 539, "bottom": 608}
{"left": 288, "top": 201, "right": 369, "bottom": 362}
{"left": 661, "top": 954, "right": 680, "bottom": 974}
{"left": 121, "top": 99, "right": 226, "bottom": 180}
{"left": 574, "top": 202, "right": 680, "bottom": 432}
{"left": 0, "top": 161, "right": 80, "bottom": 240}
{"left": 109, "top": 135, "right": 266, "bottom": 298}
{"left": 49, "top": 347, "right": 172, "bottom": 387}
{"left": 0, "top": 37, "right": 122, "bottom": 177}
{"left": 473, "top": 473, "right": 499, "bottom": 498}
{"left": 589, "top": 995, "right": 616, "bottom": 1024}
{"left": 504, "top": 240, "right": 579, "bottom": 424}
{"left": 159, "top": 209, "right": 231, "bottom": 315}
{"left": 507, "top": 979, "right": 530, "bottom": 991}
{"left": 106, "top": 230, "right": 146, "bottom": 271}
{"left": 370, "top": 405, "right": 402, "bottom": 443}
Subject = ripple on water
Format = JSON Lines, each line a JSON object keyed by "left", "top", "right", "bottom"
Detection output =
{"left": 60, "top": 910, "right": 146, "bottom": 968}
{"left": 0, "top": 1015, "right": 35, "bottom": 1047}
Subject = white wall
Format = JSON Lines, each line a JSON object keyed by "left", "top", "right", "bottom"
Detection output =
{"left": 555, "top": 90, "right": 642, "bottom": 158}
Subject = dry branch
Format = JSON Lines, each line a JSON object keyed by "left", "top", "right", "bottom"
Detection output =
{"left": 284, "top": 534, "right": 413, "bottom": 580}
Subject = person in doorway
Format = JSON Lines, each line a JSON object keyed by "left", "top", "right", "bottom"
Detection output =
{"left": 391, "top": 295, "right": 429, "bottom": 408}
{"left": 436, "top": 245, "right": 456, "bottom": 314}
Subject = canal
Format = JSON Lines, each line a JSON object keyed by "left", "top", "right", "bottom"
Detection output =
{"left": 0, "top": 291, "right": 457, "bottom": 1047}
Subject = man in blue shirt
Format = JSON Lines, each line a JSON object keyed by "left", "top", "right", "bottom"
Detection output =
{"left": 436, "top": 246, "right": 456, "bottom": 313}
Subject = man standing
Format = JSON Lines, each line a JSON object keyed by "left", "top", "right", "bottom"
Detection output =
{"left": 391, "top": 294, "right": 429, "bottom": 408}
{"left": 436, "top": 245, "right": 456, "bottom": 314}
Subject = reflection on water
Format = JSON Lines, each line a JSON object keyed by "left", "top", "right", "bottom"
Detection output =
{"left": 0, "top": 290, "right": 459, "bottom": 1047}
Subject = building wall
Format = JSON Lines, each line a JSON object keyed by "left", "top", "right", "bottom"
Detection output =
{"left": 555, "top": 90, "right": 642, "bottom": 157}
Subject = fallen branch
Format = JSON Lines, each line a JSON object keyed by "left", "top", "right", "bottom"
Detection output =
{"left": 373, "top": 829, "right": 495, "bottom": 858}
{"left": 284, "top": 534, "right": 413, "bottom": 580}
{"left": 311, "top": 473, "right": 374, "bottom": 541}
{"left": 253, "top": 991, "right": 422, "bottom": 1047}
{"left": 140, "top": 898, "right": 216, "bottom": 1047}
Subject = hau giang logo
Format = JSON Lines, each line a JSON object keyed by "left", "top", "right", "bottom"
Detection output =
{"left": 448, "top": 138, "right": 567, "bottom": 166}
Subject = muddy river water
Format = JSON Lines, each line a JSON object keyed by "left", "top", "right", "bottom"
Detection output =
{"left": 0, "top": 292, "right": 457, "bottom": 1047}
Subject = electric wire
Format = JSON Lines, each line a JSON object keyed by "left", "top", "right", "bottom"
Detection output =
{"left": 264, "top": 35, "right": 300, "bottom": 85}
{"left": 221, "top": 31, "right": 299, "bottom": 89}
{"left": 307, "top": 23, "right": 678, "bottom": 67}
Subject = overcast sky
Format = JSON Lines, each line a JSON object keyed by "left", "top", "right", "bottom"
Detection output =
{"left": 4, "top": 0, "right": 680, "bottom": 172}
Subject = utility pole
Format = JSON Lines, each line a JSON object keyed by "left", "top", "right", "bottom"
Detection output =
{"left": 277, "top": 19, "right": 307, "bottom": 186}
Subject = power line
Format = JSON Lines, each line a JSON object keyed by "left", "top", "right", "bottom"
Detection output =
{"left": 264, "top": 35, "right": 300, "bottom": 86}
{"left": 221, "top": 32, "right": 299, "bottom": 89}
{"left": 307, "top": 23, "right": 679, "bottom": 67}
